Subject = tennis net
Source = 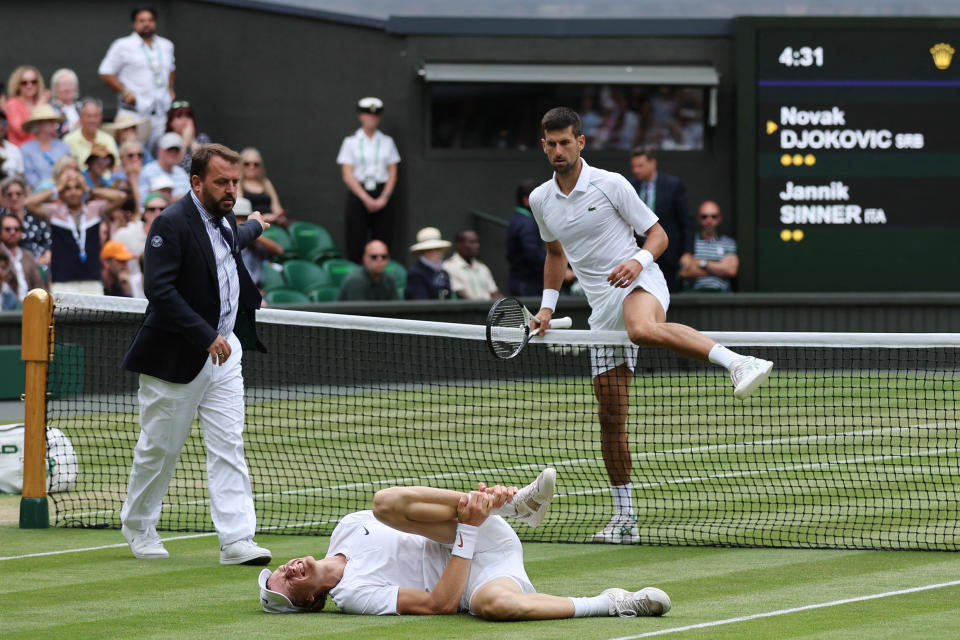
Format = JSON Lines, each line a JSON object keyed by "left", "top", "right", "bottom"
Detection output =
{"left": 43, "top": 293, "right": 960, "bottom": 550}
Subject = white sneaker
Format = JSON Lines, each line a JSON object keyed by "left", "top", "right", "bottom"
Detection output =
{"left": 511, "top": 468, "right": 556, "bottom": 527}
{"left": 602, "top": 587, "right": 672, "bottom": 617}
{"left": 220, "top": 538, "right": 272, "bottom": 565}
{"left": 592, "top": 514, "right": 640, "bottom": 544}
{"left": 122, "top": 524, "right": 169, "bottom": 559}
{"left": 730, "top": 356, "right": 774, "bottom": 399}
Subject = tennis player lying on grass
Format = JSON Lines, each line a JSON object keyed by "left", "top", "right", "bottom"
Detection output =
{"left": 258, "top": 468, "right": 670, "bottom": 620}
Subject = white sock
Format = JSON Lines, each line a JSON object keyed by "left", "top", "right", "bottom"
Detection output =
{"left": 708, "top": 344, "right": 742, "bottom": 370}
{"left": 611, "top": 483, "right": 634, "bottom": 518}
{"left": 570, "top": 594, "right": 611, "bottom": 617}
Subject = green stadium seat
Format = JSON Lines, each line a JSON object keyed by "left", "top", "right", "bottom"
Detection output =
{"left": 321, "top": 258, "right": 361, "bottom": 288}
{"left": 289, "top": 222, "right": 340, "bottom": 261}
{"left": 262, "top": 225, "right": 295, "bottom": 258}
{"left": 282, "top": 259, "right": 332, "bottom": 293}
{"left": 308, "top": 286, "right": 341, "bottom": 302}
{"left": 384, "top": 260, "right": 407, "bottom": 291}
{"left": 264, "top": 288, "right": 311, "bottom": 305}
{"left": 259, "top": 265, "right": 286, "bottom": 292}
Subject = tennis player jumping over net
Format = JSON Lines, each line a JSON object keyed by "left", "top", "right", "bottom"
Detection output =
{"left": 530, "top": 107, "right": 774, "bottom": 544}
{"left": 258, "top": 468, "right": 671, "bottom": 620}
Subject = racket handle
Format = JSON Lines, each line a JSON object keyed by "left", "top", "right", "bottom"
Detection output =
{"left": 548, "top": 316, "right": 573, "bottom": 329}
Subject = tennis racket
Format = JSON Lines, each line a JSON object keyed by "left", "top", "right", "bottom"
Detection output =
{"left": 486, "top": 297, "right": 573, "bottom": 359}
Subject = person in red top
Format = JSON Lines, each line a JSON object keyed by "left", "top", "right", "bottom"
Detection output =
{"left": 5, "top": 66, "right": 47, "bottom": 146}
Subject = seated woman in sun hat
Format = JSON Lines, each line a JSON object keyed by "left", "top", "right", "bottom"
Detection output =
{"left": 405, "top": 226, "right": 454, "bottom": 300}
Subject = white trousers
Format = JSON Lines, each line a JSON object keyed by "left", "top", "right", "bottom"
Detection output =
{"left": 120, "top": 332, "right": 256, "bottom": 546}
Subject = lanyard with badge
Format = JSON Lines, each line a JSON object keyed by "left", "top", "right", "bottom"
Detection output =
{"left": 140, "top": 40, "right": 165, "bottom": 88}
{"left": 357, "top": 134, "right": 380, "bottom": 191}
{"left": 69, "top": 210, "right": 88, "bottom": 263}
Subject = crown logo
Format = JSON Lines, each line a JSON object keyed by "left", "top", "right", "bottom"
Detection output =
{"left": 930, "top": 43, "right": 955, "bottom": 70}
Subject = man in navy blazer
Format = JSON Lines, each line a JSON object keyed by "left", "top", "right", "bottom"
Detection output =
{"left": 628, "top": 147, "right": 693, "bottom": 293}
{"left": 120, "top": 143, "right": 272, "bottom": 565}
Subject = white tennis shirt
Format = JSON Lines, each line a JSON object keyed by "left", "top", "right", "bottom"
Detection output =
{"left": 327, "top": 511, "right": 448, "bottom": 615}
{"left": 530, "top": 158, "right": 670, "bottom": 328}
{"left": 336, "top": 129, "right": 401, "bottom": 185}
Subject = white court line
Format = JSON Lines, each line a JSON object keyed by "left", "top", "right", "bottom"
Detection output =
{"left": 606, "top": 579, "right": 960, "bottom": 640}
{"left": 0, "top": 516, "right": 343, "bottom": 562}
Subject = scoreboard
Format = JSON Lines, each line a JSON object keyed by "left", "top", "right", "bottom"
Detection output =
{"left": 735, "top": 18, "right": 960, "bottom": 292}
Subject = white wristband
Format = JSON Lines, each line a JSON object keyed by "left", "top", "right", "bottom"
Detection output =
{"left": 540, "top": 288, "right": 560, "bottom": 312}
{"left": 451, "top": 523, "right": 479, "bottom": 559}
{"left": 632, "top": 249, "right": 654, "bottom": 270}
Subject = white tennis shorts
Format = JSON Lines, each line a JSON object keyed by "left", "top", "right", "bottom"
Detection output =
{"left": 587, "top": 262, "right": 670, "bottom": 378}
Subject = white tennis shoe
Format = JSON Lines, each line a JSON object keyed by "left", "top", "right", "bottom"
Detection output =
{"left": 511, "top": 467, "right": 556, "bottom": 528}
{"left": 220, "top": 538, "right": 272, "bottom": 565}
{"left": 592, "top": 514, "right": 640, "bottom": 544}
{"left": 602, "top": 587, "right": 672, "bottom": 617}
{"left": 122, "top": 524, "right": 169, "bottom": 559}
{"left": 730, "top": 356, "right": 774, "bottom": 399}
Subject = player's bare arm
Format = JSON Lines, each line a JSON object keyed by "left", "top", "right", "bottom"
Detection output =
{"left": 535, "top": 240, "right": 568, "bottom": 335}
{"left": 607, "top": 223, "right": 668, "bottom": 288}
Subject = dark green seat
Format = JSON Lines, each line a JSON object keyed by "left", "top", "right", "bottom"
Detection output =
{"left": 262, "top": 225, "right": 295, "bottom": 258}
{"left": 308, "top": 285, "right": 341, "bottom": 302}
{"left": 282, "top": 259, "right": 332, "bottom": 293}
{"left": 259, "top": 265, "right": 286, "bottom": 292}
{"left": 322, "top": 258, "right": 361, "bottom": 288}
{"left": 289, "top": 222, "right": 338, "bottom": 261}
{"left": 384, "top": 260, "right": 407, "bottom": 295}
{"left": 264, "top": 288, "right": 311, "bottom": 304}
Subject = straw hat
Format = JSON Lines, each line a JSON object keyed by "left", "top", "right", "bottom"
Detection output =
{"left": 409, "top": 227, "right": 451, "bottom": 253}
{"left": 102, "top": 110, "right": 149, "bottom": 134}
{"left": 86, "top": 143, "right": 114, "bottom": 167}
{"left": 23, "top": 104, "right": 65, "bottom": 131}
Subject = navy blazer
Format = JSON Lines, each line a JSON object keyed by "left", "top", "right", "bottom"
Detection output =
{"left": 630, "top": 171, "right": 692, "bottom": 292}
{"left": 122, "top": 195, "right": 267, "bottom": 383}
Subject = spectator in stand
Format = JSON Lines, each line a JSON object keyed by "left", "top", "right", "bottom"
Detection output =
{"left": 138, "top": 132, "right": 189, "bottom": 204}
{"left": 0, "top": 252, "right": 18, "bottom": 310}
{"left": 336, "top": 97, "right": 400, "bottom": 263}
{"left": 0, "top": 111, "right": 25, "bottom": 180}
{"left": 98, "top": 7, "right": 176, "bottom": 150}
{"left": 679, "top": 201, "right": 739, "bottom": 292}
{"left": 82, "top": 143, "right": 115, "bottom": 189}
{"left": 112, "top": 140, "right": 147, "bottom": 211}
{"left": 104, "top": 111, "right": 154, "bottom": 165}
{"left": 20, "top": 104, "right": 71, "bottom": 188}
{"left": 442, "top": 230, "right": 501, "bottom": 301}
{"left": 49, "top": 68, "right": 81, "bottom": 135}
{"left": 506, "top": 179, "right": 545, "bottom": 297}
{"left": 1, "top": 176, "right": 50, "bottom": 267}
{"left": 233, "top": 197, "right": 283, "bottom": 290}
{"left": 5, "top": 65, "right": 47, "bottom": 147}
{"left": 405, "top": 227, "right": 453, "bottom": 301}
{"left": 115, "top": 191, "right": 168, "bottom": 299}
{"left": 63, "top": 98, "right": 120, "bottom": 167}
{"left": 337, "top": 239, "right": 397, "bottom": 301}
{"left": 100, "top": 239, "right": 136, "bottom": 297}
{"left": 0, "top": 212, "right": 45, "bottom": 302}
{"left": 166, "top": 100, "right": 209, "bottom": 173}
{"left": 24, "top": 169, "right": 127, "bottom": 294}
{"left": 627, "top": 146, "right": 692, "bottom": 293}
{"left": 148, "top": 173, "right": 175, "bottom": 203}
{"left": 238, "top": 147, "right": 286, "bottom": 226}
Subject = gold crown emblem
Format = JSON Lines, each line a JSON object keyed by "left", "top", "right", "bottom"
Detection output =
{"left": 930, "top": 42, "right": 955, "bottom": 70}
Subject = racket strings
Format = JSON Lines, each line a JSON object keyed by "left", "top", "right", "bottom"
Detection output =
{"left": 489, "top": 302, "right": 529, "bottom": 358}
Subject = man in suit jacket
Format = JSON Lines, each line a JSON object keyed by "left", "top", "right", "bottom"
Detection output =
{"left": 628, "top": 147, "right": 693, "bottom": 293}
{"left": 120, "top": 143, "right": 272, "bottom": 565}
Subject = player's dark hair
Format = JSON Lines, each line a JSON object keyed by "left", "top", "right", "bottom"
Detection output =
{"left": 516, "top": 179, "right": 538, "bottom": 207}
{"left": 541, "top": 107, "right": 581, "bottom": 137}
{"left": 631, "top": 145, "right": 657, "bottom": 162}
{"left": 191, "top": 143, "right": 240, "bottom": 180}
{"left": 132, "top": 7, "right": 157, "bottom": 21}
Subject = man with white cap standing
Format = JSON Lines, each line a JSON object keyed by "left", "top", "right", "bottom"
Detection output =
{"left": 336, "top": 97, "right": 401, "bottom": 264}
{"left": 405, "top": 227, "right": 453, "bottom": 300}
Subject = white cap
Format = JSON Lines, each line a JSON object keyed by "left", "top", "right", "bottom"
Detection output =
{"left": 258, "top": 569, "right": 305, "bottom": 614}
{"left": 158, "top": 131, "right": 183, "bottom": 150}
{"left": 233, "top": 197, "right": 252, "bottom": 217}
{"left": 149, "top": 174, "right": 175, "bottom": 191}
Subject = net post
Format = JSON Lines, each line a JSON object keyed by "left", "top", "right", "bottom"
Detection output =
{"left": 19, "top": 289, "right": 53, "bottom": 529}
